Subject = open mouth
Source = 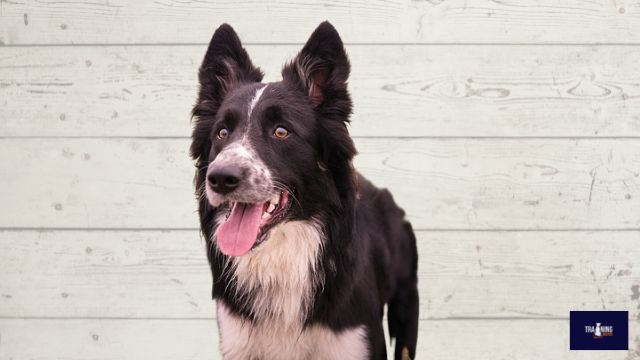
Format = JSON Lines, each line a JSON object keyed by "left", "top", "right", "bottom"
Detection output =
{"left": 214, "top": 191, "right": 290, "bottom": 257}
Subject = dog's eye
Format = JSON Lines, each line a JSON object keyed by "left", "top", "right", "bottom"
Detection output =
{"left": 217, "top": 128, "right": 229, "bottom": 139}
{"left": 274, "top": 126, "right": 290, "bottom": 139}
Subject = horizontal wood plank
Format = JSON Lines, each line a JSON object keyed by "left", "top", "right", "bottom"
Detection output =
{"left": 0, "top": 138, "right": 639, "bottom": 230}
{"left": 0, "top": 318, "right": 219, "bottom": 360}
{"left": 2, "top": 45, "right": 640, "bottom": 137}
{"left": 0, "top": 318, "right": 637, "bottom": 359}
{"left": 2, "top": 230, "right": 639, "bottom": 320}
{"left": 0, "top": 0, "right": 638, "bottom": 45}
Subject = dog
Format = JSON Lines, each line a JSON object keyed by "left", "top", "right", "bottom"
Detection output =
{"left": 190, "top": 21, "right": 419, "bottom": 360}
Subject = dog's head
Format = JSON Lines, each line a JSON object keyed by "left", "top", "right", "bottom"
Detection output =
{"left": 191, "top": 22, "right": 356, "bottom": 257}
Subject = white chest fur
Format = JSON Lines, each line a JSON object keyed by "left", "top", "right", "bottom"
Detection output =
{"left": 217, "top": 302, "right": 369, "bottom": 359}
{"left": 225, "top": 220, "right": 324, "bottom": 324}
{"left": 215, "top": 220, "right": 369, "bottom": 359}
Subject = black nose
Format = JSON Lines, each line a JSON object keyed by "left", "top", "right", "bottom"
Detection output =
{"left": 207, "top": 166, "right": 242, "bottom": 194}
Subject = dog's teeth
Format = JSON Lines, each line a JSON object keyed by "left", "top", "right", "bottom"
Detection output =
{"left": 267, "top": 203, "right": 276, "bottom": 213}
{"left": 262, "top": 211, "right": 271, "bottom": 219}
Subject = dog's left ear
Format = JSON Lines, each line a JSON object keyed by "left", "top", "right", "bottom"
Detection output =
{"left": 282, "top": 21, "right": 351, "bottom": 119}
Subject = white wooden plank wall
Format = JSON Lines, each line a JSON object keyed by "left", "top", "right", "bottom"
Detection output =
{"left": 1, "top": 1, "right": 639, "bottom": 359}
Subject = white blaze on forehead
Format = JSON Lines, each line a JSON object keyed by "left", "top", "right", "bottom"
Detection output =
{"left": 248, "top": 84, "right": 267, "bottom": 119}
{"left": 240, "top": 84, "right": 267, "bottom": 145}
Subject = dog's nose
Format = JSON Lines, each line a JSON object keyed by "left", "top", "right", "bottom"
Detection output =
{"left": 207, "top": 166, "right": 242, "bottom": 194}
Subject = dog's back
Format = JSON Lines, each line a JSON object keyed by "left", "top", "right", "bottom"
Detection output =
{"left": 355, "top": 173, "right": 419, "bottom": 359}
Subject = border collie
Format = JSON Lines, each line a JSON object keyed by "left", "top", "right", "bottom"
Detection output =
{"left": 190, "top": 21, "right": 419, "bottom": 360}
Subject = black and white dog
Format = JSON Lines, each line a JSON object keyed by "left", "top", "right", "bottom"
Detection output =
{"left": 190, "top": 22, "right": 419, "bottom": 360}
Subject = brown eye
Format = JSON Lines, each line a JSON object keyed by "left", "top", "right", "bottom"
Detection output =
{"left": 274, "top": 126, "right": 289, "bottom": 139}
{"left": 217, "top": 128, "right": 229, "bottom": 139}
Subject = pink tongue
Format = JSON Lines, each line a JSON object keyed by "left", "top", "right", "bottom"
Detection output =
{"left": 215, "top": 203, "right": 264, "bottom": 256}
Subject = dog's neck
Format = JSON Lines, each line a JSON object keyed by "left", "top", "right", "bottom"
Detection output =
{"left": 228, "top": 219, "right": 325, "bottom": 327}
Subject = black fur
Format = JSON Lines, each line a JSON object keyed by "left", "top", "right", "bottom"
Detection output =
{"left": 191, "top": 22, "right": 419, "bottom": 359}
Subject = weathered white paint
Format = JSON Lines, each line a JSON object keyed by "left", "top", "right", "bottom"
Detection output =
{"left": 1, "top": 230, "right": 639, "bottom": 320}
{"left": 0, "top": 0, "right": 638, "bottom": 45}
{"left": 2, "top": 45, "right": 640, "bottom": 137}
{"left": 1, "top": 138, "right": 639, "bottom": 230}
{"left": 0, "top": 318, "right": 637, "bottom": 360}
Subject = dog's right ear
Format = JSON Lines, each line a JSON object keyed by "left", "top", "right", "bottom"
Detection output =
{"left": 191, "top": 24, "right": 263, "bottom": 165}
{"left": 195, "top": 24, "right": 263, "bottom": 107}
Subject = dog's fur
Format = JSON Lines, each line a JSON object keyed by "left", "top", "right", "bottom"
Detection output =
{"left": 190, "top": 22, "right": 419, "bottom": 359}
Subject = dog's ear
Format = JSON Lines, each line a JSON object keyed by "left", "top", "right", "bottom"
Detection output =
{"left": 195, "top": 24, "right": 263, "bottom": 107}
{"left": 282, "top": 21, "right": 351, "bottom": 117}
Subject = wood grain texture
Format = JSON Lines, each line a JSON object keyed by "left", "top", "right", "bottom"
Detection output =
{"left": 0, "top": 318, "right": 219, "bottom": 360}
{"left": 2, "top": 230, "right": 639, "bottom": 320}
{"left": 1, "top": 138, "right": 639, "bottom": 230}
{"left": 0, "top": 0, "right": 638, "bottom": 45}
{"left": 2, "top": 45, "right": 640, "bottom": 138}
{"left": 1, "top": 318, "right": 638, "bottom": 360}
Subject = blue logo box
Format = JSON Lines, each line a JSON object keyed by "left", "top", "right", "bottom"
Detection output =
{"left": 570, "top": 311, "right": 628, "bottom": 350}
